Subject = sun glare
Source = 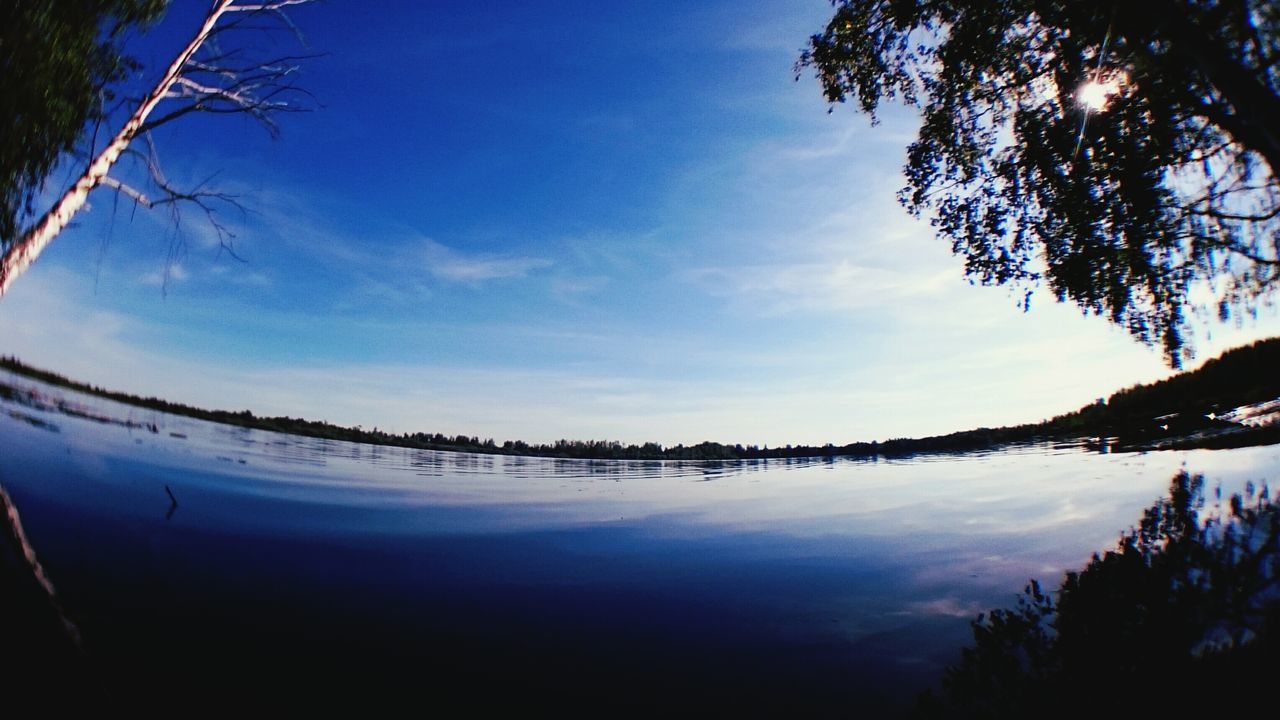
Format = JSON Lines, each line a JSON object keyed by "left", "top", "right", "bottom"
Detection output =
{"left": 1076, "top": 74, "right": 1124, "bottom": 112}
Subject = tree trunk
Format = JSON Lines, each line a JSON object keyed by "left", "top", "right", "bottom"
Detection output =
{"left": 0, "top": 0, "right": 236, "bottom": 299}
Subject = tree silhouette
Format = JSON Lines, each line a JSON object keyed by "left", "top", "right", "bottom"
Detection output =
{"left": 0, "top": 0, "right": 317, "bottom": 299}
{"left": 800, "top": 1, "right": 1280, "bottom": 365}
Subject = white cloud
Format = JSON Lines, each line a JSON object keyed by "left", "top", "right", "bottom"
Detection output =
{"left": 550, "top": 274, "right": 611, "bottom": 303}
{"left": 138, "top": 262, "right": 189, "bottom": 287}
{"left": 423, "top": 239, "right": 552, "bottom": 283}
{"left": 181, "top": 188, "right": 552, "bottom": 289}
{"left": 689, "top": 260, "right": 957, "bottom": 316}
{"left": 208, "top": 264, "right": 272, "bottom": 287}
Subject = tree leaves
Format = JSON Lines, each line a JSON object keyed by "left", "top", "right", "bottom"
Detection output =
{"left": 800, "top": 0, "right": 1280, "bottom": 365}
{"left": 0, "top": 1, "right": 166, "bottom": 247}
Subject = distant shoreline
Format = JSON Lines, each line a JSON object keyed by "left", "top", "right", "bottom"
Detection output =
{"left": 3, "top": 340, "right": 1279, "bottom": 460}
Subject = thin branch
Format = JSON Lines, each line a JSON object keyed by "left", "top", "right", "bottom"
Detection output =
{"left": 99, "top": 176, "right": 152, "bottom": 206}
{"left": 1184, "top": 204, "right": 1280, "bottom": 223}
{"left": 1190, "top": 233, "right": 1280, "bottom": 267}
{"left": 226, "top": 0, "right": 314, "bottom": 11}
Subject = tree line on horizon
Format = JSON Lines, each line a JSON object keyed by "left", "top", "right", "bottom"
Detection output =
{"left": 4, "top": 336, "right": 1279, "bottom": 461}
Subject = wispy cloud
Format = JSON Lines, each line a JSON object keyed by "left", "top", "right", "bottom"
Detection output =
{"left": 198, "top": 188, "right": 552, "bottom": 288}
{"left": 689, "top": 260, "right": 956, "bottom": 317}
{"left": 550, "top": 274, "right": 610, "bottom": 302}
{"left": 422, "top": 239, "right": 552, "bottom": 283}
{"left": 138, "top": 263, "right": 189, "bottom": 287}
{"left": 208, "top": 264, "right": 272, "bottom": 287}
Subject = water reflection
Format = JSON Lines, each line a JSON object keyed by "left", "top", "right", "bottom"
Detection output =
{"left": 916, "top": 470, "right": 1280, "bottom": 718}
{"left": 1, "top": 369, "right": 1277, "bottom": 712}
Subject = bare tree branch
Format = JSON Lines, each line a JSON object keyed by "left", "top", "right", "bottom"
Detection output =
{"left": 226, "top": 0, "right": 315, "bottom": 12}
{"left": 99, "top": 176, "right": 151, "bottom": 206}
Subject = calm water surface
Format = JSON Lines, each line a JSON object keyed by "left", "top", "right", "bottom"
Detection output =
{"left": 3, "top": 369, "right": 1278, "bottom": 713}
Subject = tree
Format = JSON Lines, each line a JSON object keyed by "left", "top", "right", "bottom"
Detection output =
{"left": 799, "top": 1, "right": 1280, "bottom": 365}
{"left": 0, "top": 0, "right": 316, "bottom": 299}
{"left": 0, "top": 4, "right": 317, "bottom": 692}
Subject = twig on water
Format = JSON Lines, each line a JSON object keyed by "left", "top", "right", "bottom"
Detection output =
{"left": 164, "top": 484, "right": 179, "bottom": 520}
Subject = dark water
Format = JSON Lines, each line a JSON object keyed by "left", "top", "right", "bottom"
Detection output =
{"left": 2, "top": 370, "right": 1277, "bottom": 713}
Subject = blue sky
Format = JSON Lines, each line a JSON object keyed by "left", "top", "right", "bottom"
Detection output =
{"left": 1, "top": 0, "right": 1276, "bottom": 446}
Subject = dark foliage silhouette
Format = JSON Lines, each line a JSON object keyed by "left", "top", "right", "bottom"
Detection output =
{"left": 800, "top": 1, "right": 1280, "bottom": 365}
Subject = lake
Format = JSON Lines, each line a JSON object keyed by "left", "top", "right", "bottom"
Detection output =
{"left": 2, "top": 368, "right": 1277, "bottom": 714}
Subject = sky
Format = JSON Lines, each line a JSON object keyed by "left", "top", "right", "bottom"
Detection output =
{"left": 1, "top": 0, "right": 1277, "bottom": 447}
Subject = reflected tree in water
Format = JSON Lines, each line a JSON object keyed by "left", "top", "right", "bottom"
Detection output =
{"left": 916, "top": 471, "right": 1280, "bottom": 718}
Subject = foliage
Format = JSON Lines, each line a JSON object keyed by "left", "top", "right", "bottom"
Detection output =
{"left": 915, "top": 471, "right": 1280, "bottom": 718}
{"left": 0, "top": 0, "right": 166, "bottom": 247}
{"left": 800, "top": 1, "right": 1280, "bottom": 365}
